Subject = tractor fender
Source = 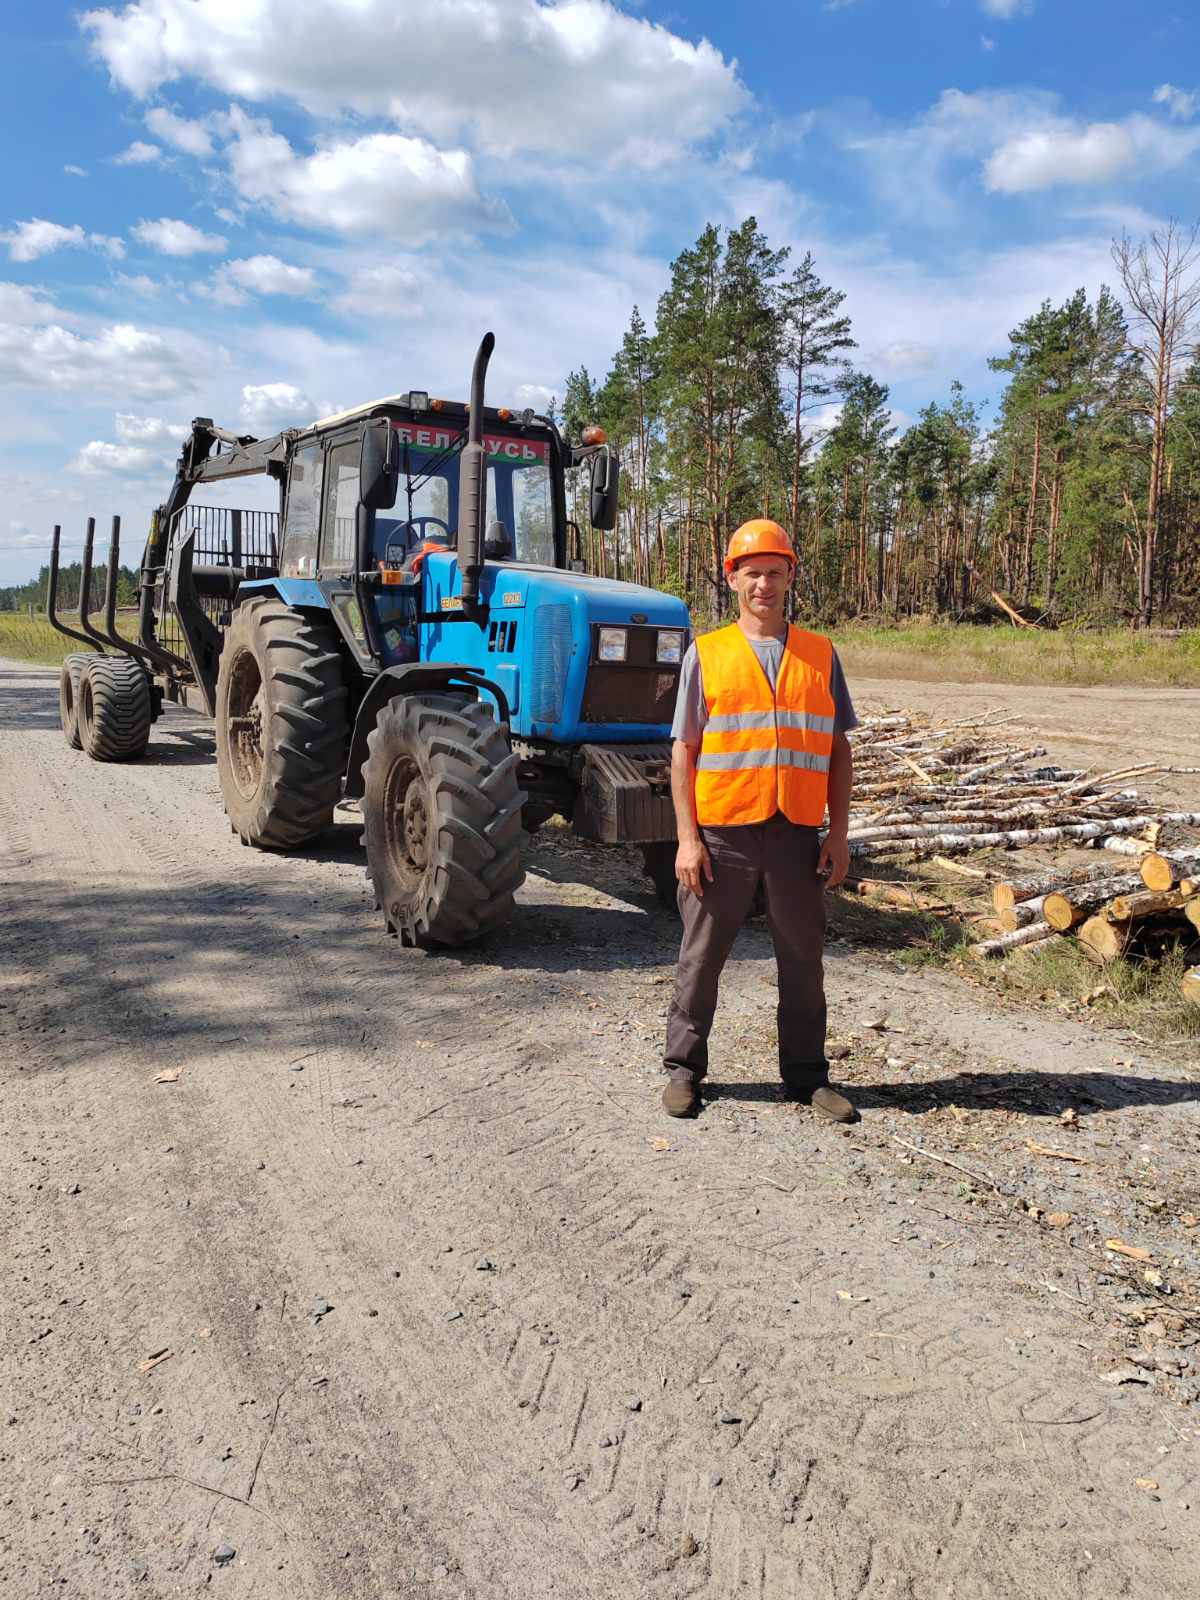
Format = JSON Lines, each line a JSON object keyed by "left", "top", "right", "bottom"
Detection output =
{"left": 235, "top": 577, "right": 329, "bottom": 610}
{"left": 344, "top": 663, "right": 512, "bottom": 800}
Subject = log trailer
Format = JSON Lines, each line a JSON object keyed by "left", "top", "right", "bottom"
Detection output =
{"left": 48, "top": 333, "right": 688, "bottom": 945}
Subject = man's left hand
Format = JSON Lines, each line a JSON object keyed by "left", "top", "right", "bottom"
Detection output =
{"left": 817, "top": 829, "right": 850, "bottom": 889}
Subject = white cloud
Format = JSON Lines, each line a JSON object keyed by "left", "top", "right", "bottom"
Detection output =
{"left": 69, "top": 439, "right": 157, "bottom": 475}
{"left": 2, "top": 522, "right": 48, "bottom": 551}
{"left": 867, "top": 341, "right": 936, "bottom": 377}
{"left": 226, "top": 254, "right": 317, "bottom": 297}
{"left": 144, "top": 104, "right": 214, "bottom": 156}
{"left": 985, "top": 113, "right": 1200, "bottom": 193}
{"left": 114, "top": 413, "right": 184, "bottom": 446}
{"left": 2, "top": 219, "right": 125, "bottom": 262}
{"left": 4, "top": 220, "right": 87, "bottom": 261}
{"left": 64, "top": 163, "right": 89, "bottom": 178}
{"left": 0, "top": 319, "right": 187, "bottom": 398}
{"left": 114, "top": 139, "right": 161, "bottom": 165}
{"left": 132, "top": 216, "right": 228, "bottom": 255}
{"left": 114, "top": 271, "right": 163, "bottom": 297}
{"left": 1153, "top": 84, "right": 1197, "bottom": 122}
{"left": 239, "top": 381, "right": 317, "bottom": 433}
{"left": 850, "top": 89, "right": 1200, "bottom": 211}
{"left": 224, "top": 109, "right": 509, "bottom": 243}
{"left": 979, "top": 0, "right": 1032, "bottom": 17}
{"left": 194, "top": 276, "right": 249, "bottom": 308}
{"left": 81, "top": 0, "right": 744, "bottom": 168}
{"left": 0, "top": 282, "right": 76, "bottom": 326}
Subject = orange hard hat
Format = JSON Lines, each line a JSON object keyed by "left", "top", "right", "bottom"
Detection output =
{"left": 723, "top": 518, "right": 796, "bottom": 575}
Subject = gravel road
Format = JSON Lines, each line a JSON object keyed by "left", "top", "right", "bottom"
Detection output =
{"left": 2, "top": 655, "right": 1199, "bottom": 1598}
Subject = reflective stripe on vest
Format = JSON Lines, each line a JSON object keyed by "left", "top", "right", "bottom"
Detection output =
{"left": 694, "top": 624, "right": 836, "bottom": 827}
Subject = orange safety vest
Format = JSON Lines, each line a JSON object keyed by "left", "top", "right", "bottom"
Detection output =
{"left": 694, "top": 623, "right": 836, "bottom": 827}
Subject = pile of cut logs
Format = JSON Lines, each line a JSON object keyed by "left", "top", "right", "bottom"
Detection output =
{"left": 839, "top": 709, "right": 1200, "bottom": 1005}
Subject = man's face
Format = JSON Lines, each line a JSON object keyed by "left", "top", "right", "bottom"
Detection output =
{"left": 728, "top": 554, "right": 792, "bottom": 618}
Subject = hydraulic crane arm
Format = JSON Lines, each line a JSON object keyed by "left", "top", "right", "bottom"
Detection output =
{"left": 159, "top": 418, "right": 295, "bottom": 530}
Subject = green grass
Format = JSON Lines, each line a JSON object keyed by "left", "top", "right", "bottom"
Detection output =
{"left": 0, "top": 611, "right": 140, "bottom": 667}
{"left": 967, "top": 935, "right": 1200, "bottom": 1048}
{"left": 833, "top": 623, "right": 1200, "bottom": 688}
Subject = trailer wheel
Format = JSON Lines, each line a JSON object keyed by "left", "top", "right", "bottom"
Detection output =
{"left": 640, "top": 842, "right": 680, "bottom": 909}
{"left": 58, "top": 653, "right": 90, "bottom": 749}
{"left": 362, "top": 692, "right": 526, "bottom": 948}
{"left": 215, "top": 597, "right": 347, "bottom": 849}
{"left": 78, "top": 656, "right": 152, "bottom": 762}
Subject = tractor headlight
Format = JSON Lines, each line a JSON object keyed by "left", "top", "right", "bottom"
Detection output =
{"left": 597, "top": 626, "right": 628, "bottom": 662}
{"left": 656, "top": 629, "right": 685, "bottom": 665}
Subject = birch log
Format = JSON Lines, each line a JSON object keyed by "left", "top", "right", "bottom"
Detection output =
{"left": 1140, "top": 849, "right": 1200, "bottom": 892}
{"left": 1107, "top": 888, "right": 1197, "bottom": 922}
{"left": 1041, "top": 874, "right": 1146, "bottom": 931}
{"left": 970, "top": 921, "right": 1055, "bottom": 958}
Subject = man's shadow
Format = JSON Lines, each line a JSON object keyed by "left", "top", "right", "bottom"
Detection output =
{"left": 706, "top": 1069, "right": 1200, "bottom": 1117}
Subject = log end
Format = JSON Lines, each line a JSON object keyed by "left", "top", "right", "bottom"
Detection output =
{"left": 1140, "top": 853, "right": 1175, "bottom": 893}
{"left": 1078, "top": 914, "right": 1130, "bottom": 964}
{"left": 1043, "top": 893, "right": 1083, "bottom": 932}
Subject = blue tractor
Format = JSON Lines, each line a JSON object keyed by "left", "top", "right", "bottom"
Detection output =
{"left": 48, "top": 334, "right": 689, "bottom": 945}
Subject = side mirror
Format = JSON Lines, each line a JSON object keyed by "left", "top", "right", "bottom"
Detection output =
{"left": 360, "top": 422, "right": 399, "bottom": 510}
{"left": 589, "top": 446, "right": 620, "bottom": 531}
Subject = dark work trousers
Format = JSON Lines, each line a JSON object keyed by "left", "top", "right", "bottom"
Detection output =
{"left": 664, "top": 812, "right": 828, "bottom": 1086}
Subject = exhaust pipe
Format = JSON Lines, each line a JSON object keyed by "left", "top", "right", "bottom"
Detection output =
{"left": 456, "top": 331, "right": 494, "bottom": 610}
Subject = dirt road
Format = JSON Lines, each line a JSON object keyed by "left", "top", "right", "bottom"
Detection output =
{"left": 2, "top": 655, "right": 1199, "bottom": 1599}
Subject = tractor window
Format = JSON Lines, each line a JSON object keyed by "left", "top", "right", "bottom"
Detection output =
{"left": 321, "top": 443, "right": 360, "bottom": 570}
{"left": 280, "top": 443, "right": 323, "bottom": 578}
{"left": 511, "top": 460, "right": 553, "bottom": 566}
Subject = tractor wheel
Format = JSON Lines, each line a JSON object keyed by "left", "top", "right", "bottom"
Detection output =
{"left": 215, "top": 597, "right": 347, "bottom": 849}
{"left": 78, "top": 656, "right": 152, "bottom": 762}
{"left": 58, "top": 653, "right": 90, "bottom": 749}
{"left": 362, "top": 692, "right": 526, "bottom": 948}
{"left": 641, "top": 841, "right": 680, "bottom": 909}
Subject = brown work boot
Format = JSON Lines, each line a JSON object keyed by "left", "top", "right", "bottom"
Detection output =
{"left": 662, "top": 1068, "right": 702, "bottom": 1118}
{"left": 809, "top": 1084, "right": 858, "bottom": 1123}
{"left": 782, "top": 1071, "right": 858, "bottom": 1123}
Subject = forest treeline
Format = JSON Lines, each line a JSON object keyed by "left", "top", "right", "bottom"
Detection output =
{"left": 561, "top": 217, "right": 1200, "bottom": 629}
{"left": 0, "top": 563, "right": 139, "bottom": 614}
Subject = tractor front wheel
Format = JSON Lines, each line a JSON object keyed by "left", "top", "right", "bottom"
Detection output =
{"left": 215, "top": 597, "right": 347, "bottom": 849}
{"left": 362, "top": 693, "right": 525, "bottom": 948}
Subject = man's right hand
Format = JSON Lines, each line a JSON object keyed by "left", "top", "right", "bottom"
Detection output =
{"left": 676, "top": 836, "right": 713, "bottom": 898}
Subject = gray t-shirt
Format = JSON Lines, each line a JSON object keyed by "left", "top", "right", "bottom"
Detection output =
{"left": 670, "top": 632, "right": 857, "bottom": 745}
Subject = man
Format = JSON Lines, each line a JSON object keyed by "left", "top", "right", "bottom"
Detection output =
{"left": 662, "top": 518, "right": 858, "bottom": 1122}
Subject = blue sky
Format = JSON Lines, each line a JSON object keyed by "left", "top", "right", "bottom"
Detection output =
{"left": 2, "top": 0, "right": 1198, "bottom": 584}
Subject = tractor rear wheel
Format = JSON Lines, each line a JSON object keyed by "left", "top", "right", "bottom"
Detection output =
{"left": 78, "top": 656, "right": 152, "bottom": 762}
{"left": 215, "top": 597, "right": 347, "bottom": 849}
{"left": 58, "top": 653, "right": 90, "bottom": 749}
{"left": 362, "top": 693, "right": 525, "bottom": 948}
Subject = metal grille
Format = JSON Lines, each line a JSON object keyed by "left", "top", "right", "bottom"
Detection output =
{"left": 529, "top": 603, "right": 572, "bottom": 723}
{"left": 151, "top": 504, "right": 280, "bottom": 665}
